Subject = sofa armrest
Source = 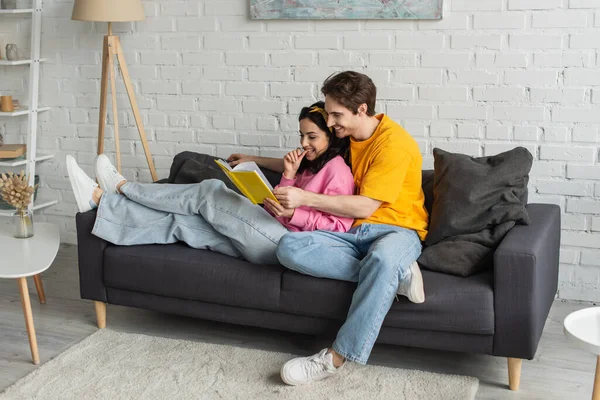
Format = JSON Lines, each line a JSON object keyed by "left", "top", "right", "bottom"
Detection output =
{"left": 76, "top": 209, "right": 108, "bottom": 302}
{"left": 492, "top": 203, "right": 560, "bottom": 359}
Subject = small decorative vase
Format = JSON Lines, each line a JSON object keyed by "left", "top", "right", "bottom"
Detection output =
{"left": 5, "top": 44, "right": 18, "bottom": 61}
{"left": 13, "top": 208, "right": 34, "bottom": 239}
{"left": 1, "top": 0, "right": 17, "bottom": 9}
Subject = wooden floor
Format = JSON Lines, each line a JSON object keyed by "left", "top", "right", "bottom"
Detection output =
{"left": 0, "top": 244, "right": 596, "bottom": 399}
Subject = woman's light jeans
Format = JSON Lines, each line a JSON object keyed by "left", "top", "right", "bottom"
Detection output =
{"left": 92, "top": 179, "right": 289, "bottom": 264}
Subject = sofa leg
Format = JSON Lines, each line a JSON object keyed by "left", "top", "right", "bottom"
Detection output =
{"left": 508, "top": 357, "right": 522, "bottom": 391}
{"left": 94, "top": 301, "right": 106, "bottom": 329}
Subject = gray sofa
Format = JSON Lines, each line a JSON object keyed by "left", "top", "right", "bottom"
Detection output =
{"left": 75, "top": 169, "right": 560, "bottom": 391}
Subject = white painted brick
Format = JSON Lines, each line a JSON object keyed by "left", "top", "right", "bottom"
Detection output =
{"left": 474, "top": 87, "right": 526, "bottom": 101}
{"left": 419, "top": 15, "right": 470, "bottom": 30}
{"left": 387, "top": 105, "right": 435, "bottom": 120}
{"left": 157, "top": 97, "right": 194, "bottom": 111}
{"left": 315, "top": 21, "right": 360, "bottom": 31}
{"left": 205, "top": 1, "right": 245, "bottom": 16}
{"left": 235, "top": 117, "right": 254, "bottom": 131}
{"left": 142, "top": 81, "right": 178, "bottom": 95}
{"left": 295, "top": 68, "right": 339, "bottom": 82}
{"left": 574, "top": 265, "right": 600, "bottom": 285}
{"left": 239, "top": 134, "right": 281, "bottom": 147}
{"left": 565, "top": 69, "right": 600, "bottom": 85}
{"left": 563, "top": 52, "right": 593, "bottom": 67}
{"left": 439, "top": 106, "right": 488, "bottom": 120}
{"left": 268, "top": 21, "right": 311, "bottom": 32}
{"left": 566, "top": 199, "right": 600, "bottom": 213}
{"left": 199, "top": 99, "right": 240, "bottom": 112}
{"left": 593, "top": 217, "right": 600, "bottom": 231}
{"left": 375, "top": 86, "right": 415, "bottom": 101}
{"left": 226, "top": 52, "right": 267, "bottom": 66}
{"left": 475, "top": 13, "right": 527, "bottom": 29}
{"left": 320, "top": 52, "right": 365, "bottom": 67}
{"left": 421, "top": 53, "right": 471, "bottom": 68}
{"left": 567, "top": 165, "right": 600, "bottom": 179}
{"left": 510, "top": 34, "right": 564, "bottom": 49}
{"left": 596, "top": 182, "right": 600, "bottom": 196}
{"left": 182, "top": 82, "right": 220, "bottom": 95}
{"left": 581, "top": 250, "right": 600, "bottom": 266}
{"left": 403, "top": 122, "right": 429, "bottom": 137}
{"left": 271, "top": 83, "right": 313, "bottom": 98}
{"left": 278, "top": 116, "right": 298, "bottom": 132}
{"left": 453, "top": 0, "right": 503, "bottom": 11}
{"left": 203, "top": 67, "right": 244, "bottom": 81}
{"left": 484, "top": 143, "right": 536, "bottom": 156}
{"left": 197, "top": 131, "right": 237, "bottom": 145}
{"left": 243, "top": 100, "right": 286, "bottom": 114}
{"left": 364, "top": 20, "right": 414, "bottom": 30}
{"left": 370, "top": 53, "right": 416, "bottom": 67}
{"left": 249, "top": 68, "right": 291, "bottom": 82}
{"left": 533, "top": 53, "right": 563, "bottom": 67}
{"left": 365, "top": 69, "right": 391, "bottom": 86}
{"left": 175, "top": 144, "right": 215, "bottom": 156}
{"left": 486, "top": 125, "right": 511, "bottom": 139}
{"left": 225, "top": 83, "right": 267, "bottom": 96}
{"left": 536, "top": 180, "right": 590, "bottom": 196}
{"left": 571, "top": 34, "right": 600, "bottom": 49}
{"left": 139, "top": 18, "right": 175, "bottom": 32}
{"left": 160, "top": 2, "right": 199, "bottom": 16}
{"left": 257, "top": 118, "right": 279, "bottom": 131}
{"left": 248, "top": 36, "right": 290, "bottom": 50}
{"left": 161, "top": 36, "right": 200, "bottom": 51}
{"left": 560, "top": 249, "right": 579, "bottom": 264}
{"left": 493, "top": 106, "right": 546, "bottom": 121}
{"left": 530, "top": 88, "right": 585, "bottom": 104}
{"left": 204, "top": 35, "right": 244, "bottom": 50}
{"left": 476, "top": 52, "right": 528, "bottom": 68}
{"left": 433, "top": 142, "right": 482, "bottom": 156}
{"left": 553, "top": 108, "right": 600, "bottom": 123}
{"left": 430, "top": 122, "right": 453, "bottom": 137}
{"left": 295, "top": 36, "right": 338, "bottom": 49}
{"left": 573, "top": 125, "right": 600, "bottom": 142}
{"left": 62, "top": 79, "right": 97, "bottom": 94}
{"left": 395, "top": 69, "right": 443, "bottom": 84}
{"left": 543, "top": 126, "right": 569, "bottom": 142}
{"left": 419, "top": 87, "right": 469, "bottom": 101}
{"left": 452, "top": 35, "right": 502, "bottom": 50}
{"left": 504, "top": 70, "right": 558, "bottom": 85}
{"left": 450, "top": 70, "right": 500, "bottom": 84}
{"left": 594, "top": 89, "right": 600, "bottom": 104}
{"left": 531, "top": 161, "right": 565, "bottom": 177}
{"left": 169, "top": 115, "right": 189, "bottom": 128}
{"left": 343, "top": 35, "right": 391, "bottom": 50}
{"left": 220, "top": 17, "right": 262, "bottom": 32}
{"left": 177, "top": 17, "right": 217, "bottom": 32}
{"left": 540, "top": 145, "right": 595, "bottom": 161}
{"left": 509, "top": 0, "right": 563, "bottom": 9}
{"left": 533, "top": 12, "right": 588, "bottom": 28}
{"left": 457, "top": 124, "right": 482, "bottom": 138}
{"left": 271, "top": 52, "right": 314, "bottom": 66}
{"left": 396, "top": 35, "right": 445, "bottom": 49}
{"left": 570, "top": 0, "right": 600, "bottom": 7}
{"left": 155, "top": 129, "right": 194, "bottom": 143}
{"left": 140, "top": 52, "right": 178, "bottom": 66}
{"left": 182, "top": 52, "right": 222, "bottom": 66}
{"left": 563, "top": 215, "right": 588, "bottom": 231}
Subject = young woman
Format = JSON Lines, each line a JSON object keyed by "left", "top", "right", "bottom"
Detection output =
{"left": 67, "top": 101, "right": 355, "bottom": 265}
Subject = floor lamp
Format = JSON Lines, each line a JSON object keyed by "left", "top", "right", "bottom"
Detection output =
{"left": 71, "top": 0, "right": 158, "bottom": 181}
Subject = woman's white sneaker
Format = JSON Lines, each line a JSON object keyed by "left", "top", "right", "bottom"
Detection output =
{"left": 397, "top": 261, "right": 425, "bottom": 304}
{"left": 280, "top": 348, "right": 344, "bottom": 386}
{"left": 95, "top": 154, "right": 126, "bottom": 194}
{"left": 66, "top": 155, "right": 98, "bottom": 213}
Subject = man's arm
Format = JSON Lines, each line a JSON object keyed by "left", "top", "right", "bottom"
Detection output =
{"left": 227, "top": 154, "right": 285, "bottom": 173}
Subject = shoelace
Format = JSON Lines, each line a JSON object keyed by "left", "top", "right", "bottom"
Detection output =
{"left": 301, "top": 351, "right": 336, "bottom": 377}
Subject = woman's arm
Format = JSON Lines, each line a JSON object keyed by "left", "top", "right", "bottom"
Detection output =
{"left": 227, "top": 153, "right": 285, "bottom": 173}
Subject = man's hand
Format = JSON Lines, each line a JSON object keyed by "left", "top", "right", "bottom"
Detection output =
{"left": 283, "top": 148, "right": 306, "bottom": 179}
{"left": 273, "top": 186, "right": 307, "bottom": 209}
{"left": 263, "top": 198, "right": 294, "bottom": 218}
{"left": 227, "top": 153, "right": 254, "bottom": 167}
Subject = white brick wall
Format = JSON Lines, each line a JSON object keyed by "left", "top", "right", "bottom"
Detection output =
{"left": 2, "top": 0, "right": 597, "bottom": 302}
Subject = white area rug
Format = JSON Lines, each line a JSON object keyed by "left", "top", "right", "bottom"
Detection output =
{"left": 2, "top": 329, "right": 478, "bottom": 399}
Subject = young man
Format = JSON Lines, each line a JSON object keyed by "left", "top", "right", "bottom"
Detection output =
{"left": 229, "top": 71, "right": 429, "bottom": 385}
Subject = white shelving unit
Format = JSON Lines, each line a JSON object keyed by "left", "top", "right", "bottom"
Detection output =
{"left": 0, "top": 0, "right": 56, "bottom": 217}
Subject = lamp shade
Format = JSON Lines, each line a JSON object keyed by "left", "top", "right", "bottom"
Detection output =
{"left": 72, "top": 0, "right": 145, "bottom": 22}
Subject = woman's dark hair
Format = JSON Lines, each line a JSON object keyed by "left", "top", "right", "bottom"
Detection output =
{"left": 297, "top": 101, "right": 350, "bottom": 175}
{"left": 321, "top": 71, "right": 377, "bottom": 116}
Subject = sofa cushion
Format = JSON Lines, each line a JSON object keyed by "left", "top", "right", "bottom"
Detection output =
{"left": 103, "top": 243, "right": 285, "bottom": 312}
{"left": 279, "top": 268, "right": 494, "bottom": 335}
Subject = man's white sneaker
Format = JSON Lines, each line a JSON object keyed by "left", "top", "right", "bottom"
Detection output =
{"left": 280, "top": 348, "right": 344, "bottom": 386}
{"left": 95, "top": 154, "right": 126, "bottom": 195}
{"left": 66, "top": 155, "right": 98, "bottom": 213}
{"left": 397, "top": 261, "right": 425, "bottom": 304}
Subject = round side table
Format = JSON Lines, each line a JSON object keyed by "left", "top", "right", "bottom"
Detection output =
{"left": 0, "top": 223, "right": 60, "bottom": 365}
{"left": 564, "top": 307, "right": 600, "bottom": 400}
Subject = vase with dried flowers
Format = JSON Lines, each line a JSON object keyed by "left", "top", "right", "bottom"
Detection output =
{"left": 0, "top": 171, "right": 37, "bottom": 238}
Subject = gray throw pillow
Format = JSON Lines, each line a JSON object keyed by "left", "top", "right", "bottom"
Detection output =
{"left": 417, "top": 147, "right": 533, "bottom": 276}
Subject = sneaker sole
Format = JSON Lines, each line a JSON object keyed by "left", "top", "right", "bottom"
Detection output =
{"left": 66, "top": 158, "right": 88, "bottom": 213}
{"left": 280, "top": 360, "right": 300, "bottom": 386}
{"left": 408, "top": 262, "right": 425, "bottom": 304}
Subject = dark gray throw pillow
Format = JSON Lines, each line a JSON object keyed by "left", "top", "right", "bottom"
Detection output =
{"left": 417, "top": 147, "right": 533, "bottom": 276}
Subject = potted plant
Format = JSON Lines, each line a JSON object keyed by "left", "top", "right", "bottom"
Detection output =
{"left": 0, "top": 171, "right": 37, "bottom": 238}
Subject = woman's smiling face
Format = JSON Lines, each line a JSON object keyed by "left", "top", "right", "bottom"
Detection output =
{"left": 299, "top": 118, "right": 330, "bottom": 161}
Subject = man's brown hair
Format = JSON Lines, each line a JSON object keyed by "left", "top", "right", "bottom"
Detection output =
{"left": 321, "top": 71, "right": 377, "bottom": 116}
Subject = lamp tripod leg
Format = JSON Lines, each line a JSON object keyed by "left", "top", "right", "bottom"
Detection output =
{"left": 97, "top": 36, "right": 110, "bottom": 156}
{"left": 107, "top": 42, "right": 121, "bottom": 173}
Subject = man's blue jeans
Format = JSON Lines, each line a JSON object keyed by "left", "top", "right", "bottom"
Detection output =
{"left": 276, "top": 224, "right": 422, "bottom": 365}
{"left": 92, "top": 179, "right": 289, "bottom": 264}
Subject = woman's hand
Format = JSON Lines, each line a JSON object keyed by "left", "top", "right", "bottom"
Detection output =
{"left": 264, "top": 198, "right": 294, "bottom": 218}
{"left": 283, "top": 148, "right": 306, "bottom": 179}
{"left": 273, "top": 186, "right": 306, "bottom": 209}
{"left": 227, "top": 153, "right": 255, "bottom": 167}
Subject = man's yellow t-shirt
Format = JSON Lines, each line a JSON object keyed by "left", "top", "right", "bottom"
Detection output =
{"left": 350, "top": 114, "right": 429, "bottom": 241}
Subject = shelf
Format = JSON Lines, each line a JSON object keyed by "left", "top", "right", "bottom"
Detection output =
{"left": 0, "top": 9, "right": 33, "bottom": 14}
{"left": 0, "top": 106, "right": 50, "bottom": 117}
{"left": 0, "top": 198, "right": 58, "bottom": 217}
{"left": 0, "top": 154, "right": 54, "bottom": 167}
{"left": 0, "top": 58, "right": 47, "bottom": 66}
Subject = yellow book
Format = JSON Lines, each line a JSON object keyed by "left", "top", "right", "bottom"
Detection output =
{"left": 214, "top": 159, "right": 279, "bottom": 205}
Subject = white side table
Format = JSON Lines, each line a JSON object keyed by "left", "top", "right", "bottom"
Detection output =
{"left": 564, "top": 307, "right": 600, "bottom": 400}
{"left": 0, "top": 223, "right": 59, "bottom": 365}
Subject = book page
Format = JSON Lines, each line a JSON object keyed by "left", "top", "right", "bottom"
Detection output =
{"left": 232, "top": 161, "right": 275, "bottom": 191}
{"left": 215, "top": 158, "right": 234, "bottom": 172}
